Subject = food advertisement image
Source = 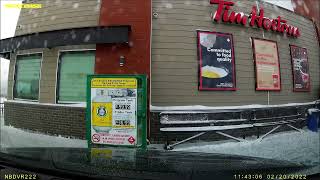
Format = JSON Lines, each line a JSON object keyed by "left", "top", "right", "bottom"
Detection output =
{"left": 252, "top": 38, "right": 281, "bottom": 91}
{"left": 197, "top": 31, "right": 236, "bottom": 90}
{"left": 290, "top": 45, "right": 310, "bottom": 91}
{"left": 90, "top": 78, "right": 138, "bottom": 146}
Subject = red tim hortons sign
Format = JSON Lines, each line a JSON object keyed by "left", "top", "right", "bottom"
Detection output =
{"left": 209, "top": 0, "right": 300, "bottom": 38}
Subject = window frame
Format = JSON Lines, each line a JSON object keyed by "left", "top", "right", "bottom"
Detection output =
{"left": 13, "top": 52, "right": 43, "bottom": 102}
{"left": 55, "top": 49, "right": 96, "bottom": 104}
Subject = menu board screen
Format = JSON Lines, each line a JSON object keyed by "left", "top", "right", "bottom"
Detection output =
{"left": 197, "top": 31, "right": 236, "bottom": 90}
{"left": 290, "top": 45, "right": 310, "bottom": 91}
{"left": 252, "top": 38, "right": 281, "bottom": 91}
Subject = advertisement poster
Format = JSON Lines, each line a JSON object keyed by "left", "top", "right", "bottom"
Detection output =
{"left": 290, "top": 45, "right": 310, "bottom": 91}
{"left": 197, "top": 31, "right": 236, "bottom": 90}
{"left": 252, "top": 38, "right": 281, "bottom": 91}
{"left": 90, "top": 78, "right": 137, "bottom": 146}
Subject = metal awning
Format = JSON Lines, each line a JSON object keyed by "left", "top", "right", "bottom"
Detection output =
{"left": 0, "top": 26, "right": 130, "bottom": 54}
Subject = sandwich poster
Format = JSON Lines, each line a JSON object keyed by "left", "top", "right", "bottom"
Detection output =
{"left": 197, "top": 31, "right": 236, "bottom": 90}
{"left": 290, "top": 45, "right": 310, "bottom": 91}
{"left": 252, "top": 38, "right": 281, "bottom": 91}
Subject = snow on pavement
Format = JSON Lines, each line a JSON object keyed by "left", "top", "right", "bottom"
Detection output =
{"left": 172, "top": 128, "right": 319, "bottom": 167}
{"left": 1, "top": 117, "right": 87, "bottom": 148}
{"left": 1, "top": 115, "right": 319, "bottom": 173}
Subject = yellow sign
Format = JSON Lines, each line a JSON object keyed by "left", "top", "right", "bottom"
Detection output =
{"left": 92, "top": 102, "right": 113, "bottom": 127}
{"left": 91, "top": 78, "right": 137, "bottom": 88}
{"left": 5, "top": 4, "right": 42, "bottom": 9}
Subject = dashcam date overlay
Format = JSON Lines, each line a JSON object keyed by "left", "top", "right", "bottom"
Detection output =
{"left": 233, "top": 174, "right": 307, "bottom": 180}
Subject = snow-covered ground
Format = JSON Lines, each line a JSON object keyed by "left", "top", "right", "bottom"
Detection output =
{"left": 1, "top": 116, "right": 87, "bottom": 148}
{"left": 171, "top": 129, "right": 319, "bottom": 166}
{"left": 1, "top": 116, "right": 319, "bottom": 174}
{"left": 150, "top": 128, "right": 320, "bottom": 174}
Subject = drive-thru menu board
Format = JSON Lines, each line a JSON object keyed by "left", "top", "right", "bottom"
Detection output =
{"left": 197, "top": 31, "right": 236, "bottom": 90}
{"left": 290, "top": 45, "right": 310, "bottom": 91}
{"left": 88, "top": 77, "right": 138, "bottom": 146}
{"left": 252, "top": 38, "right": 281, "bottom": 91}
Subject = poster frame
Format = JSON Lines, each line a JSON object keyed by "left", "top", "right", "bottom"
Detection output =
{"left": 289, "top": 44, "right": 311, "bottom": 92}
{"left": 197, "top": 30, "right": 237, "bottom": 91}
{"left": 251, "top": 38, "right": 281, "bottom": 91}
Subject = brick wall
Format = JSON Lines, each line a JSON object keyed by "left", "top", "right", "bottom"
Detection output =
{"left": 3, "top": 101, "right": 314, "bottom": 143}
{"left": 149, "top": 104, "right": 313, "bottom": 144}
{"left": 4, "top": 101, "right": 86, "bottom": 139}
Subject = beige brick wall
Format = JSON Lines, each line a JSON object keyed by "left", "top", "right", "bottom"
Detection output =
{"left": 4, "top": 101, "right": 86, "bottom": 139}
{"left": 15, "top": 0, "right": 100, "bottom": 36}
{"left": 39, "top": 48, "right": 58, "bottom": 103}
{"left": 151, "top": 0, "right": 320, "bottom": 106}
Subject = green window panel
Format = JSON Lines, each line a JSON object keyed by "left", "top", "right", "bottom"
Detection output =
{"left": 58, "top": 51, "right": 95, "bottom": 102}
{"left": 14, "top": 54, "right": 42, "bottom": 100}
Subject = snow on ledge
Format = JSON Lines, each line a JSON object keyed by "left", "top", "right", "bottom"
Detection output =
{"left": 5, "top": 100, "right": 318, "bottom": 111}
{"left": 5, "top": 100, "right": 86, "bottom": 108}
{"left": 151, "top": 101, "right": 318, "bottom": 113}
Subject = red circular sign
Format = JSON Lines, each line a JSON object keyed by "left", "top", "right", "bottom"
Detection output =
{"left": 92, "top": 134, "right": 100, "bottom": 143}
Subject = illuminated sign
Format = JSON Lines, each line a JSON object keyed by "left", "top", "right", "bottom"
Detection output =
{"left": 210, "top": 0, "right": 300, "bottom": 38}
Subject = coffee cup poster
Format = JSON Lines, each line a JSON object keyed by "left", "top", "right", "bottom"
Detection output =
{"left": 290, "top": 45, "right": 310, "bottom": 91}
{"left": 90, "top": 78, "right": 138, "bottom": 146}
{"left": 252, "top": 38, "right": 281, "bottom": 91}
{"left": 197, "top": 31, "right": 236, "bottom": 90}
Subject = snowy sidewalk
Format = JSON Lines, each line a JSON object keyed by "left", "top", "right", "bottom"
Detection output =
{"left": 1, "top": 116, "right": 319, "bottom": 169}
{"left": 170, "top": 128, "right": 319, "bottom": 167}
{"left": 1, "top": 117, "right": 87, "bottom": 148}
